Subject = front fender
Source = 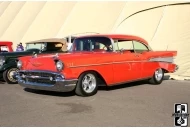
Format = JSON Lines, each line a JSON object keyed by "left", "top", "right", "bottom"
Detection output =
{"left": 0, "top": 59, "right": 17, "bottom": 71}
{"left": 63, "top": 64, "right": 114, "bottom": 85}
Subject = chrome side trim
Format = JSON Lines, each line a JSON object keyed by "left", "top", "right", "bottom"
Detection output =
{"left": 69, "top": 57, "right": 175, "bottom": 68}
{"left": 69, "top": 62, "right": 112, "bottom": 68}
{"left": 113, "top": 60, "right": 147, "bottom": 64}
{"left": 69, "top": 60, "right": 148, "bottom": 68}
{"left": 149, "top": 57, "right": 174, "bottom": 63}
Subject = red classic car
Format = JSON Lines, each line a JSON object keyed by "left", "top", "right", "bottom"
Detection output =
{"left": 15, "top": 34, "right": 178, "bottom": 96}
{"left": 0, "top": 41, "right": 13, "bottom": 52}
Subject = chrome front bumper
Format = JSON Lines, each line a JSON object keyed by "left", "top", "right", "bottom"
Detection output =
{"left": 15, "top": 70, "right": 78, "bottom": 92}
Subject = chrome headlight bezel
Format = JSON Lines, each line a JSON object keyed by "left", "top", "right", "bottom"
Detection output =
{"left": 0, "top": 56, "right": 5, "bottom": 66}
{"left": 56, "top": 60, "right": 64, "bottom": 71}
{"left": 17, "top": 60, "right": 22, "bottom": 69}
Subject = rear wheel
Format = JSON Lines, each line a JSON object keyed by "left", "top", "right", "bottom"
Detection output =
{"left": 75, "top": 72, "right": 98, "bottom": 97}
{"left": 149, "top": 68, "right": 164, "bottom": 84}
{"left": 3, "top": 68, "right": 18, "bottom": 84}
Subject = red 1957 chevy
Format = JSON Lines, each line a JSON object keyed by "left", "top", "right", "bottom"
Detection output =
{"left": 15, "top": 34, "right": 178, "bottom": 97}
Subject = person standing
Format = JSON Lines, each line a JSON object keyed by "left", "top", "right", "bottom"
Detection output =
{"left": 19, "top": 42, "right": 24, "bottom": 51}
{"left": 16, "top": 42, "right": 24, "bottom": 52}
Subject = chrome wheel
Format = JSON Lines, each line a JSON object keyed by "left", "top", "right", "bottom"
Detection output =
{"left": 154, "top": 68, "right": 163, "bottom": 81}
{"left": 82, "top": 74, "right": 97, "bottom": 93}
{"left": 7, "top": 68, "right": 18, "bottom": 82}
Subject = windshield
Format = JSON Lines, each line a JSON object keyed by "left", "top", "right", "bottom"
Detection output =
{"left": 26, "top": 43, "right": 44, "bottom": 50}
{"left": 26, "top": 42, "right": 65, "bottom": 52}
{"left": 72, "top": 37, "right": 113, "bottom": 52}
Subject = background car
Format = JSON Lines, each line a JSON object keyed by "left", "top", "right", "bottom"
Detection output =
{"left": 0, "top": 41, "right": 13, "bottom": 53}
{"left": 0, "top": 38, "right": 69, "bottom": 84}
{"left": 16, "top": 34, "right": 178, "bottom": 96}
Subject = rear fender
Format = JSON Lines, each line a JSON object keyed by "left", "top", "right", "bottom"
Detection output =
{"left": 159, "top": 62, "right": 177, "bottom": 73}
{"left": 143, "top": 51, "right": 177, "bottom": 59}
{"left": 143, "top": 51, "right": 178, "bottom": 74}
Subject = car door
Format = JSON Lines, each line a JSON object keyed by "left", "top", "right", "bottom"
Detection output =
{"left": 133, "top": 40, "right": 153, "bottom": 79}
{"left": 112, "top": 40, "right": 142, "bottom": 84}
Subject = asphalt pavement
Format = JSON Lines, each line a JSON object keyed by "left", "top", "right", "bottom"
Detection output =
{"left": 0, "top": 80, "right": 190, "bottom": 127}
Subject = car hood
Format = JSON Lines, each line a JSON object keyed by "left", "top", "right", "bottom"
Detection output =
{"left": 0, "top": 51, "right": 30, "bottom": 57}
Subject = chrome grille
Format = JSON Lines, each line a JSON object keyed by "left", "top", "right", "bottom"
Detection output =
{"left": 18, "top": 71, "right": 58, "bottom": 85}
{"left": 20, "top": 71, "right": 55, "bottom": 78}
{"left": 27, "top": 78, "right": 55, "bottom": 85}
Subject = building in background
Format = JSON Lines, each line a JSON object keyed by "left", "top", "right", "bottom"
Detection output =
{"left": 0, "top": 1, "right": 190, "bottom": 79}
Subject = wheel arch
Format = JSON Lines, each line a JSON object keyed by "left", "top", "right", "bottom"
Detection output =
{"left": 78, "top": 70, "right": 107, "bottom": 86}
{"left": 1, "top": 60, "right": 17, "bottom": 71}
{"left": 161, "top": 68, "right": 169, "bottom": 73}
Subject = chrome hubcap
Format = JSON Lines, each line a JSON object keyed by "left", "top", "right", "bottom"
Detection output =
{"left": 8, "top": 69, "right": 18, "bottom": 82}
{"left": 155, "top": 69, "right": 163, "bottom": 81}
{"left": 82, "top": 74, "right": 96, "bottom": 93}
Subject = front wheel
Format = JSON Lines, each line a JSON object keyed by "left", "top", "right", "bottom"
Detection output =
{"left": 3, "top": 68, "right": 19, "bottom": 84}
{"left": 75, "top": 72, "right": 98, "bottom": 97}
{"left": 149, "top": 68, "right": 164, "bottom": 85}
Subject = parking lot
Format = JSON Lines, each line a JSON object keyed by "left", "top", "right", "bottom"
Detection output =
{"left": 0, "top": 80, "right": 190, "bottom": 127}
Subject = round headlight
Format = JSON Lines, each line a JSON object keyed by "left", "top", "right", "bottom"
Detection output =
{"left": 56, "top": 60, "right": 64, "bottom": 71}
{"left": 17, "top": 60, "right": 22, "bottom": 69}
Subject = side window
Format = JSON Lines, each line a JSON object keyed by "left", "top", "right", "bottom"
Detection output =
{"left": 133, "top": 41, "right": 149, "bottom": 53}
{"left": 1, "top": 46, "right": 9, "bottom": 52}
{"left": 115, "top": 40, "right": 134, "bottom": 52}
{"left": 94, "top": 42, "right": 105, "bottom": 50}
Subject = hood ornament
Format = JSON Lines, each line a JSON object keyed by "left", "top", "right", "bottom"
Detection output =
{"left": 53, "top": 53, "right": 59, "bottom": 59}
{"left": 32, "top": 52, "right": 37, "bottom": 58}
{"left": 55, "top": 53, "right": 59, "bottom": 58}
